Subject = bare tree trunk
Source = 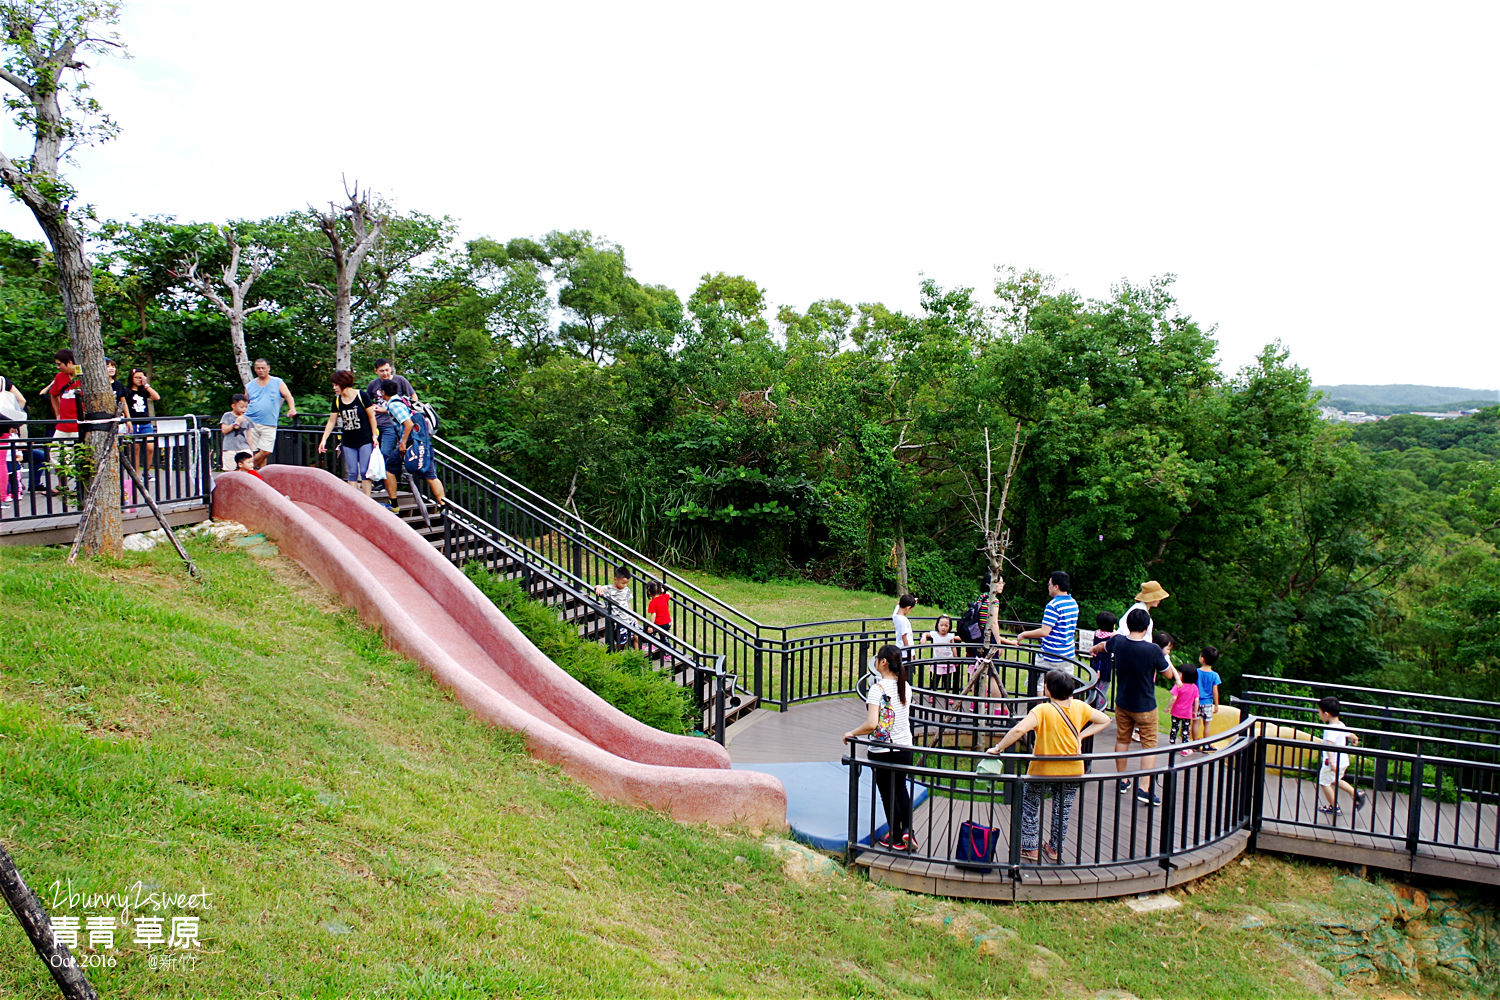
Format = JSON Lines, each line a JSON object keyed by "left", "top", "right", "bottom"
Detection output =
{"left": 314, "top": 182, "right": 385, "bottom": 372}
{"left": 0, "top": 2, "right": 125, "bottom": 558}
{"left": 959, "top": 418, "right": 1026, "bottom": 586}
{"left": 893, "top": 528, "right": 909, "bottom": 595}
{"left": 52, "top": 219, "right": 122, "bottom": 557}
{"left": 177, "top": 229, "right": 267, "bottom": 387}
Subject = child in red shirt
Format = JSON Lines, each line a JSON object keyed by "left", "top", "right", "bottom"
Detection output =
{"left": 645, "top": 580, "right": 671, "bottom": 662}
{"left": 234, "top": 451, "right": 266, "bottom": 481}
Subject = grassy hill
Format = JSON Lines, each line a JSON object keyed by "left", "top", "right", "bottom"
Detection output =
{"left": 0, "top": 540, "right": 1490, "bottom": 998}
{"left": 1313, "top": 384, "right": 1499, "bottom": 415}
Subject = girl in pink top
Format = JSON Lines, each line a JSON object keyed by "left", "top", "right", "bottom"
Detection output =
{"left": 1169, "top": 664, "right": 1199, "bottom": 751}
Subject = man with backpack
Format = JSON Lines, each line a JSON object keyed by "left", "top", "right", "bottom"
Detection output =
{"left": 367, "top": 359, "right": 416, "bottom": 506}
{"left": 957, "top": 578, "right": 994, "bottom": 658}
{"left": 379, "top": 379, "right": 445, "bottom": 509}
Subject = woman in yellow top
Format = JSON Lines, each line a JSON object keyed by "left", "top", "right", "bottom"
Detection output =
{"left": 985, "top": 669, "right": 1111, "bottom": 863}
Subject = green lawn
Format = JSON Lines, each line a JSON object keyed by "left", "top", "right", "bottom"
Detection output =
{"left": 0, "top": 542, "right": 1489, "bottom": 998}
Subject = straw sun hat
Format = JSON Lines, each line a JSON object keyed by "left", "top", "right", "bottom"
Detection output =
{"left": 1134, "top": 580, "right": 1170, "bottom": 604}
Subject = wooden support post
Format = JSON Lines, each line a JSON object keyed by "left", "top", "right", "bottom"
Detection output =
{"left": 0, "top": 841, "right": 98, "bottom": 999}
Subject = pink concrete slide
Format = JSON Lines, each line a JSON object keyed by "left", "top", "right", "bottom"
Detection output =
{"left": 213, "top": 466, "right": 786, "bottom": 830}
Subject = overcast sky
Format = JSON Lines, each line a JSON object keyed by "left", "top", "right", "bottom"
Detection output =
{"left": 2, "top": 1, "right": 1496, "bottom": 393}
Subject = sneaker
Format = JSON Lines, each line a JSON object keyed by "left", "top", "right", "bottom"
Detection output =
{"left": 1354, "top": 793, "right": 1367, "bottom": 812}
{"left": 1178, "top": 748, "right": 1195, "bottom": 757}
{"left": 874, "top": 833, "right": 904, "bottom": 850}
{"left": 902, "top": 833, "right": 919, "bottom": 853}
{"left": 1136, "top": 788, "right": 1161, "bottom": 806}
{"left": 1118, "top": 778, "right": 1132, "bottom": 795}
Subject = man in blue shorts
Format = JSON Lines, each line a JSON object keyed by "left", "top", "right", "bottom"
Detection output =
{"left": 380, "top": 379, "right": 445, "bottom": 507}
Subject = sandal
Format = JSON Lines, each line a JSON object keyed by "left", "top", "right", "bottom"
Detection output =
{"left": 1020, "top": 849, "right": 1039, "bottom": 862}
{"left": 1040, "top": 844, "right": 1061, "bottom": 864}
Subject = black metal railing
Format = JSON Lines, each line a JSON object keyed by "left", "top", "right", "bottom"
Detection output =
{"left": 1250, "top": 717, "right": 1500, "bottom": 859}
{"left": 423, "top": 435, "right": 1081, "bottom": 711}
{"left": 1234, "top": 675, "right": 1500, "bottom": 797}
{"left": 191, "top": 422, "right": 1084, "bottom": 732}
{"left": 1, "top": 416, "right": 213, "bottom": 524}
{"left": 437, "top": 501, "right": 740, "bottom": 741}
{"left": 844, "top": 717, "right": 1257, "bottom": 879}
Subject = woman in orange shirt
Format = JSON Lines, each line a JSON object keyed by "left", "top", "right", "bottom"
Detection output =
{"left": 985, "top": 669, "right": 1110, "bottom": 863}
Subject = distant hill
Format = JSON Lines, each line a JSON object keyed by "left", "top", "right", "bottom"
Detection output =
{"left": 1312, "top": 384, "right": 1500, "bottom": 416}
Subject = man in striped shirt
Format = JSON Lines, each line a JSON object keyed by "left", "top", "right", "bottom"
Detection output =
{"left": 1005, "top": 571, "right": 1080, "bottom": 674}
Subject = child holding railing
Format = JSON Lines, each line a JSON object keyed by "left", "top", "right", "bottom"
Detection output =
{"left": 922, "top": 615, "right": 960, "bottom": 693}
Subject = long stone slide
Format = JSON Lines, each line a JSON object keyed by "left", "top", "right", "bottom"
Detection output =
{"left": 213, "top": 466, "right": 787, "bottom": 830}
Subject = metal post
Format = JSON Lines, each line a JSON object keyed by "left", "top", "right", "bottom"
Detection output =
{"left": 714, "top": 667, "right": 727, "bottom": 745}
{"left": 1405, "top": 749, "right": 1423, "bottom": 856}
{"left": 845, "top": 747, "right": 861, "bottom": 865}
{"left": 1248, "top": 720, "right": 1267, "bottom": 851}
{"left": 753, "top": 645, "right": 764, "bottom": 703}
{"left": 1007, "top": 776, "right": 1025, "bottom": 882}
{"left": 1159, "top": 752, "right": 1177, "bottom": 871}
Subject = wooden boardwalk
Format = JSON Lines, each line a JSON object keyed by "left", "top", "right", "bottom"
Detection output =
{"left": 0, "top": 497, "right": 210, "bottom": 546}
{"left": 1256, "top": 765, "right": 1500, "bottom": 885}
{"left": 727, "top": 699, "right": 1500, "bottom": 900}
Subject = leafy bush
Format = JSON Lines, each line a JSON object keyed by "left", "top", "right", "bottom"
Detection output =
{"left": 905, "top": 549, "right": 971, "bottom": 617}
{"left": 463, "top": 564, "right": 696, "bottom": 735}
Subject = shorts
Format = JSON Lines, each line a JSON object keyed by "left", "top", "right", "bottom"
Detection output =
{"left": 222, "top": 451, "right": 240, "bottom": 473}
{"left": 1197, "top": 703, "right": 1215, "bottom": 723}
{"left": 249, "top": 424, "right": 276, "bottom": 453}
{"left": 1114, "top": 707, "right": 1158, "bottom": 748}
{"left": 132, "top": 422, "right": 155, "bottom": 435}
{"left": 1040, "top": 656, "right": 1075, "bottom": 676}
{"left": 1318, "top": 756, "right": 1348, "bottom": 787}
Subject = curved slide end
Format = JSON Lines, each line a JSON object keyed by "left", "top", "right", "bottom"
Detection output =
{"left": 213, "top": 467, "right": 786, "bottom": 831}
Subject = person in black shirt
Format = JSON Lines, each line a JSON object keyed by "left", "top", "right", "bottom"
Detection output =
{"left": 1091, "top": 608, "right": 1177, "bottom": 806}
{"left": 122, "top": 367, "right": 162, "bottom": 480}
{"left": 317, "top": 370, "right": 378, "bottom": 497}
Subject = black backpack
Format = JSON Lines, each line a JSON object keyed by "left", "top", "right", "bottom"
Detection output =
{"left": 957, "top": 597, "right": 986, "bottom": 643}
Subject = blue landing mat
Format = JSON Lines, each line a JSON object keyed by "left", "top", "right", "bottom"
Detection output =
{"left": 732, "top": 761, "right": 929, "bottom": 853}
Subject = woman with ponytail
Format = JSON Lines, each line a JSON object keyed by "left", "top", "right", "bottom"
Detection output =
{"left": 844, "top": 643, "right": 916, "bottom": 851}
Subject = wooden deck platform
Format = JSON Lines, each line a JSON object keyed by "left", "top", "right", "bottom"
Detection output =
{"left": 727, "top": 699, "right": 1500, "bottom": 900}
{"left": 1255, "top": 765, "right": 1500, "bottom": 886}
{"left": 0, "top": 497, "right": 210, "bottom": 546}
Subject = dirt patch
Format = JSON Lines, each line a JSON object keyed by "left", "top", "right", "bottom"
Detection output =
{"left": 259, "top": 555, "right": 345, "bottom": 615}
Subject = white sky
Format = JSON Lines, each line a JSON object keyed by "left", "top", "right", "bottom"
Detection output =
{"left": 3, "top": 0, "right": 1497, "bottom": 392}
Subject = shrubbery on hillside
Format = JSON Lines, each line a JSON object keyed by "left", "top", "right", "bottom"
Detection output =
{"left": 463, "top": 564, "right": 696, "bottom": 735}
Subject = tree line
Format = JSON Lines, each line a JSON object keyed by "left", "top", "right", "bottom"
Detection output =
{"left": 2, "top": 213, "right": 1495, "bottom": 699}
{"left": 2, "top": 2, "right": 1493, "bottom": 701}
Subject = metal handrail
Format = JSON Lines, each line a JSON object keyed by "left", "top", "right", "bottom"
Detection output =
{"left": 844, "top": 716, "right": 1259, "bottom": 877}
{"left": 433, "top": 436, "right": 765, "bottom": 631}
{"left": 440, "top": 502, "right": 738, "bottom": 740}
{"left": 1252, "top": 718, "right": 1500, "bottom": 858}
{"left": 3, "top": 415, "right": 211, "bottom": 524}
{"left": 1240, "top": 673, "right": 1500, "bottom": 714}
